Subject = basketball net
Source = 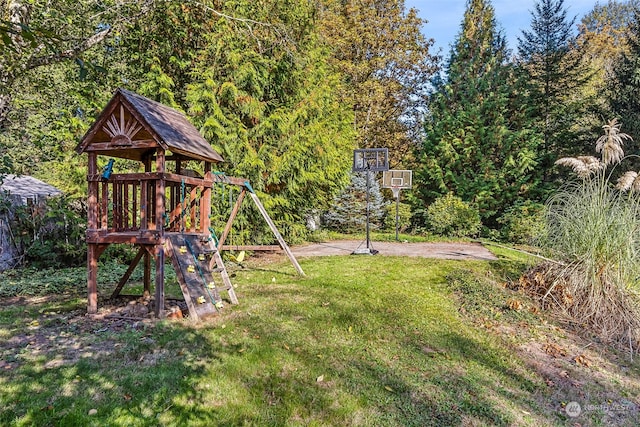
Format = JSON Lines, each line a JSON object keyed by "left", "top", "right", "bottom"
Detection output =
{"left": 391, "top": 186, "right": 401, "bottom": 199}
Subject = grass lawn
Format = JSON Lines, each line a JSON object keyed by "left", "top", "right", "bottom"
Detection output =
{"left": 0, "top": 251, "right": 638, "bottom": 426}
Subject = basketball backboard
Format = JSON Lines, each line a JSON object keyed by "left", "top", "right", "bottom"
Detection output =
{"left": 382, "top": 170, "right": 412, "bottom": 189}
{"left": 352, "top": 148, "right": 389, "bottom": 172}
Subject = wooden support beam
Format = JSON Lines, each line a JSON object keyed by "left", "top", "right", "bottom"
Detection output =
{"left": 210, "top": 174, "right": 248, "bottom": 187}
{"left": 154, "top": 243, "right": 165, "bottom": 318}
{"left": 87, "top": 244, "right": 108, "bottom": 314}
{"left": 143, "top": 248, "right": 151, "bottom": 298}
{"left": 87, "top": 153, "right": 98, "bottom": 230}
{"left": 217, "top": 187, "right": 246, "bottom": 251}
{"left": 87, "top": 245, "right": 98, "bottom": 314}
{"left": 248, "top": 192, "right": 305, "bottom": 277}
{"left": 221, "top": 245, "right": 282, "bottom": 252}
{"left": 111, "top": 247, "right": 146, "bottom": 298}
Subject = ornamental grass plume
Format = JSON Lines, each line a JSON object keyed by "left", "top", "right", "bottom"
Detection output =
{"left": 539, "top": 119, "right": 640, "bottom": 357}
{"left": 595, "top": 118, "right": 631, "bottom": 166}
{"left": 616, "top": 171, "right": 640, "bottom": 192}
{"left": 554, "top": 156, "right": 603, "bottom": 178}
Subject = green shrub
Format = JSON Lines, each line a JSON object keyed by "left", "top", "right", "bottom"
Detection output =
{"left": 498, "top": 201, "right": 546, "bottom": 244}
{"left": 3, "top": 195, "right": 86, "bottom": 269}
{"left": 382, "top": 201, "right": 412, "bottom": 233}
{"left": 426, "top": 193, "right": 481, "bottom": 238}
{"left": 543, "top": 175, "right": 640, "bottom": 348}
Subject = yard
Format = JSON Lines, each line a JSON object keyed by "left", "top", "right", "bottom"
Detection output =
{"left": 0, "top": 250, "right": 638, "bottom": 426}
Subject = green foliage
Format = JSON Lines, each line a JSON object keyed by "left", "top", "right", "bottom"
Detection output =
{"left": 382, "top": 200, "right": 412, "bottom": 233}
{"left": 517, "top": 0, "right": 593, "bottom": 169}
{"left": 318, "top": 0, "right": 438, "bottom": 166}
{"left": 541, "top": 123, "right": 640, "bottom": 349}
{"left": 543, "top": 173, "right": 640, "bottom": 346}
{"left": 2, "top": 195, "right": 86, "bottom": 269}
{"left": 426, "top": 193, "right": 481, "bottom": 238}
{"left": 544, "top": 173, "right": 640, "bottom": 282}
{"left": 322, "top": 172, "right": 385, "bottom": 233}
{"left": 497, "top": 201, "right": 547, "bottom": 244}
{"left": 183, "top": 0, "right": 355, "bottom": 242}
{"left": 610, "top": 8, "right": 640, "bottom": 151}
{"left": 415, "top": 0, "right": 543, "bottom": 227}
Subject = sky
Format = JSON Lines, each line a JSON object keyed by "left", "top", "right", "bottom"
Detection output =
{"left": 404, "top": 0, "right": 600, "bottom": 55}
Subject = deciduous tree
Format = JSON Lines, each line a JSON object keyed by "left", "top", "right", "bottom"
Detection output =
{"left": 318, "top": 0, "right": 438, "bottom": 167}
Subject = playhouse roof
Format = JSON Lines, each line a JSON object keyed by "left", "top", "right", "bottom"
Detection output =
{"left": 0, "top": 175, "right": 62, "bottom": 204}
{"left": 76, "top": 88, "right": 224, "bottom": 163}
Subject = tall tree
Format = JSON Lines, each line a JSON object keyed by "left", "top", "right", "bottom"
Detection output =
{"left": 575, "top": 1, "right": 639, "bottom": 154}
{"left": 0, "top": 0, "right": 150, "bottom": 130}
{"left": 415, "top": 0, "right": 541, "bottom": 225}
{"left": 517, "top": 0, "right": 592, "bottom": 170}
{"left": 182, "top": 0, "right": 356, "bottom": 239}
{"left": 609, "top": 8, "right": 640, "bottom": 147}
{"left": 317, "top": 0, "right": 438, "bottom": 167}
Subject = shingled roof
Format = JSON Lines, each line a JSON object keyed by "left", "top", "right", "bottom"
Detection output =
{"left": 76, "top": 88, "right": 224, "bottom": 163}
{"left": 0, "top": 175, "right": 62, "bottom": 204}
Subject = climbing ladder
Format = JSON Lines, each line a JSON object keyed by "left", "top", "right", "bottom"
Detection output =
{"left": 166, "top": 234, "right": 238, "bottom": 321}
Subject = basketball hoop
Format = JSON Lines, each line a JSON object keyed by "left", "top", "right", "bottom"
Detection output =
{"left": 391, "top": 186, "right": 401, "bottom": 199}
{"left": 351, "top": 148, "right": 389, "bottom": 255}
{"left": 382, "top": 170, "right": 412, "bottom": 241}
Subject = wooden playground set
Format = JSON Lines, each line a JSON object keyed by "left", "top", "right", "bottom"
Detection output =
{"left": 75, "top": 89, "right": 304, "bottom": 320}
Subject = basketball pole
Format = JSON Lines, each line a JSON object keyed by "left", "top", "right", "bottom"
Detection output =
{"left": 352, "top": 148, "right": 388, "bottom": 255}
{"left": 393, "top": 187, "right": 400, "bottom": 241}
{"left": 365, "top": 168, "right": 371, "bottom": 250}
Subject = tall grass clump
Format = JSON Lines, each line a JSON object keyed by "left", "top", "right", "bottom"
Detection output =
{"left": 534, "top": 119, "right": 640, "bottom": 355}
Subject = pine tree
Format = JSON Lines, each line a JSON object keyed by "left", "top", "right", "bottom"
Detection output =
{"left": 415, "top": 0, "right": 541, "bottom": 226}
{"left": 517, "top": 0, "right": 592, "bottom": 170}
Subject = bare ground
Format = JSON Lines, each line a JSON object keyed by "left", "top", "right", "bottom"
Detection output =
{"left": 291, "top": 240, "right": 498, "bottom": 260}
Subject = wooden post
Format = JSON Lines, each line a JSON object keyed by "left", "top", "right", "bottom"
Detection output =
{"left": 87, "top": 153, "right": 99, "bottom": 314}
{"left": 154, "top": 244, "right": 165, "bottom": 317}
{"left": 87, "top": 244, "right": 99, "bottom": 314}
{"left": 202, "top": 164, "right": 212, "bottom": 233}
{"left": 141, "top": 156, "right": 151, "bottom": 230}
{"left": 143, "top": 248, "right": 151, "bottom": 297}
{"left": 154, "top": 150, "right": 166, "bottom": 317}
{"left": 87, "top": 153, "right": 98, "bottom": 230}
{"left": 87, "top": 245, "right": 107, "bottom": 314}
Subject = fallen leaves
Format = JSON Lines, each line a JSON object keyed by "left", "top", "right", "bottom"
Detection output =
{"left": 543, "top": 342, "right": 567, "bottom": 358}
{"left": 574, "top": 354, "right": 592, "bottom": 367}
{"left": 506, "top": 298, "right": 523, "bottom": 311}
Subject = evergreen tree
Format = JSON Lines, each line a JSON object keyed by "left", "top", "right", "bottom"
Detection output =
{"left": 517, "top": 0, "right": 592, "bottom": 170}
{"left": 323, "top": 172, "right": 385, "bottom": 233}
{"left": 576, "top": 1, "right": 639, "bottom": 154}
{"left": 415, "top": 0, "right": 540, "bottom": 226}
{"left": 184, "top": 0, "right": 356, "bottom": 240}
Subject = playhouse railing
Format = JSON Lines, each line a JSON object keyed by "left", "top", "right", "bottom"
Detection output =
{"left": 89, "top": 173, "right": 212, "bottom": 236}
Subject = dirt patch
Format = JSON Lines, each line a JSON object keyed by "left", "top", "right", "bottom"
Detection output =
{"left": 291, "top": 240, "right": 497, "bottom": 260}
